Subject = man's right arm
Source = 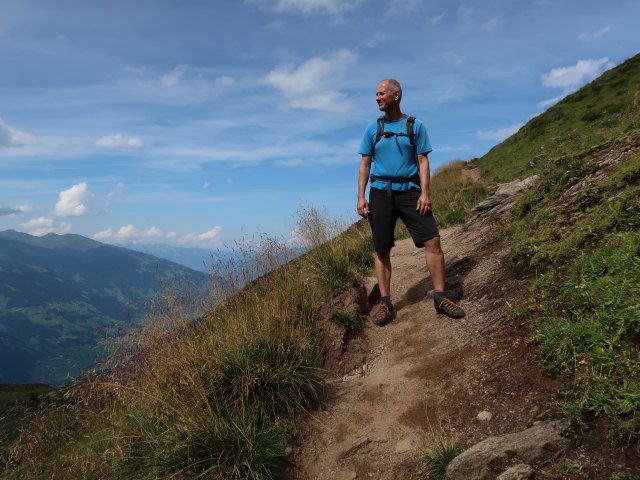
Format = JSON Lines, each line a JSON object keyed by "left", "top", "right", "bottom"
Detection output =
{"left": 357, "top": 155, "right": 372, "bottom": 218}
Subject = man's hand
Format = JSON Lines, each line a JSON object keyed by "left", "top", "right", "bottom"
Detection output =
{"left": 416, "top": 193, "right": 432, "bottom": 216}
{"left": 357, "top": 197, "right": 370, "bottom": 218}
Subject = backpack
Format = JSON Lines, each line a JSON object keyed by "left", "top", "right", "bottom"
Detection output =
{"left": 370, "top": 115, "right": 420, "bottom": 193}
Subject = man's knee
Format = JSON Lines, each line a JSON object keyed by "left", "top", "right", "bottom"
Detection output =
{"left": 423, "top": 236, "right": 442, "bottom": 254}
{"left": 375, "top": 248, "right": 392, "bottom": 261}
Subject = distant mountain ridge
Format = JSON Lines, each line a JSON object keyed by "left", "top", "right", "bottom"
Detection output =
{"left": 0, "top": 230, "right": 207, "bottom": 386}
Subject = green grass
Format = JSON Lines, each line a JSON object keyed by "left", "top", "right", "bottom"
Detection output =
{"left": 480, "top": 54, "right": 640, "bottom": 183}
{"left": 417, "top": 439, "right": 461, "bottom": 480}
{"left": 431, "top": 160, "right": 489, "bottom": 227}
{"left": 496, "top": 53, "right": 640, "bottom": 441}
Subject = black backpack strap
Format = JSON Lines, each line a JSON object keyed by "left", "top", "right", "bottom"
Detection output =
{"left": 406, "top": 116, "right": 415, "bottom": 147}
{"left": 375, "top": 115, "right": 385, "bottom": 143}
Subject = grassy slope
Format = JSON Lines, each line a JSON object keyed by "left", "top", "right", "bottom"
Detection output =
{"left": 1, "top": 216, "right": 374, "bottom": 480}
{"left": 480, "top": 54, "right": 640, "bottom": 183}
{"left": 481, "top": 53, "right": 640, "bottom": 440}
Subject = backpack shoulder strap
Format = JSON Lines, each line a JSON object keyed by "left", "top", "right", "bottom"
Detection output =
{"left": 406, "top": 116, "right": 416, "bottom": 147}
{"left": 375, "top": 115, "right": 385, "bottom": 145}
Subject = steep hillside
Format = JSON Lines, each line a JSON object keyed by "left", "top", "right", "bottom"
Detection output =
{"left": 0, "top": 230, "right": 207, "bottom": 385}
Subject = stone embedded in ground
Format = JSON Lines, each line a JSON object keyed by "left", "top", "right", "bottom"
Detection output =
{"left": 338, "top": 437, "right": 371, "bottom": 460}
{"left": 477, "top": 410, "right": 493, "bottom": 421}
{"left": 394, "top": 437, "right": 415, "bottom": 453}
{"left": 495, "top": 463, "right": 535, "bottom": 480}
{"left": 446, "top": 419, "right": 572, "bottom": 480}
{"left": 336, "top": 470, "right": 358, "bottom": 480}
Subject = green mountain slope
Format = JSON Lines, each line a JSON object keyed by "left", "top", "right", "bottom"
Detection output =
{"left": 480, "top": 53, "right": 640, "bottom": 182}
{"left": 0, "top": 230, "right": 207, "bottom": 386}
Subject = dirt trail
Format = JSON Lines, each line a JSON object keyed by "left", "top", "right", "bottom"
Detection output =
{"left": 288, "top": 214, "right": 560, "bottom": 479}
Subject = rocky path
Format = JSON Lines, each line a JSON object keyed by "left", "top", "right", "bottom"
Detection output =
{"left": 289, "top": 210, "right": 560, "bottom": 479}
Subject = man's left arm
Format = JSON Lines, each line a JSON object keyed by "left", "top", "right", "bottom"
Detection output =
{"left": 416, "top": 153, "right": 432, "bottom": 216}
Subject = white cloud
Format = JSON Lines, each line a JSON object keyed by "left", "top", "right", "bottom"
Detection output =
{"left": 227, "top": 177, "right": 233, "bottom": 184}
{"left": 203, "top": 181, "right": 210, "bottom": 190}
{"left": 263, "top": 49, "right": 356, "bottom": 111}
{"left": 30, "top": 221, "right": 72, "bottom": 236}
{"left": 124, "top": 65, "right": 145, "bottom": 75}
{"left": 93, "top": 225, "right": 165, "bottom": 242}
{"left": 435, "top": 144, "right": 472, "bottom": 153}
{"left": 177, "top": 227, "right": 223, "bottom": 246}
{"left": 481, "top": 17, "right": 501, "bottom": 31}
{"left": 477, "top": 123, "right": 524, "bottom": 141}
{"left": 0, "top": 119, "right": 37, "bottom": 148}
{"left": 93, "top": 228, "right": 113, "bottom": 240}
{"left": 95, "top": 134, "right": 145, "bottom": 149}
{"left": 213, "top": 76, "right": 236, "bottom": 89}
{"left": 430, "top": 13, "right": 445, "bottom": 24}
{"left": 0, "top": 204, "right": 32, "bottom": 216}
{"left": 274, "top": 158, "right": 303, "bottom": 166}
{"left": 161, "top": 65, "right": 187, "bottom": 87}
{"left": 256, "top": 0, "right": 363, "bottom": 15}
{"left": 55, "top": 183, "right": 94, "bottom": 217}
{"left": 540, "top": 57, "right": 612, "bottom": 89}
{"left": 538, "top": 96, "right": 563, "bottom": 108}
{"left": 20, "top": 216, "right": 53, "bottom": 229}
{"left": 578, "top": 26, "right": 610, "bottom": 41}
{"left": 101, "top": 181, "right": 125, "bottom": 214}
{"left": 114, "top": 225, "right": 138, "bottom": 239}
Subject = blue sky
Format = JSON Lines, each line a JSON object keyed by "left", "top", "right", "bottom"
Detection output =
{"left": 1, "top": 0, "right": 638, "bottom": 248}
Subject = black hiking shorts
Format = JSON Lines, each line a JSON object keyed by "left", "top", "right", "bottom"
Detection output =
{"left": 368, "top": 187, "right": 440, "bottom": 252}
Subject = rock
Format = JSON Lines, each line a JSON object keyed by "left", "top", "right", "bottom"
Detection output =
{"left": 394, "top": 437, "right": 415, "bottom": 453}
{"left": 446, "top": 419, "right": 571, "bottom": 480}
{"left": 338, "top": 437, "right": 371, "bottom": 460}
{"left": 472, "top": 175, "right": 539, "bottom": 214}
{"left": 496, "top": 463, "right": 535, "bottom": 480}
{"left": 477, "top": 410, "right": 493, "bottom": 421}
{"left": 336, "top": 470, "right": 358, "bottom": 480}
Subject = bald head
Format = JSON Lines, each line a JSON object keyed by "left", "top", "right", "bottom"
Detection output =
{"left": 376, "top": 79, "right": 403, "bottom": 117}
{"left": 380, "top": 79, "right": 402, "bottom": 101}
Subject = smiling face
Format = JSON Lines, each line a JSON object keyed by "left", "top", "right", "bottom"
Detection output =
{"left": 376, "top": 80, "right": 401, "bottom": 112}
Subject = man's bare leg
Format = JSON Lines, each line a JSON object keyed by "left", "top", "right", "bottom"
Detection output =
{"left": 424, "top": 236, "right": 465, "bottom": 318}
{"left": 424, "top": 236, "right": 445, "bottom": 291}
{"left": 374, "top": 248, "right": 392, "bottom": 296}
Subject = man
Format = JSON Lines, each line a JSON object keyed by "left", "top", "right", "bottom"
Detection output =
{"left": 356, "top": 79, "right": 465, "bottom": 326}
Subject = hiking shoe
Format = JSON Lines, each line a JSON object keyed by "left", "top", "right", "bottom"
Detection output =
{"left": 434, "top": 294, "right": 465, "bottom": 319}
{"left": 371, "top": 303, "right": 394, "bottom": 326}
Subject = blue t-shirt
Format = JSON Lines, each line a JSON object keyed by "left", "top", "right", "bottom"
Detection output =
{"left": 358, "top": 115, "right": 432, "bottom": 191}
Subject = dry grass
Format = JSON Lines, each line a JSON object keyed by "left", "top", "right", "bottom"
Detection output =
{"left": 2, "top": 206, "right": 373, "bottom": 480}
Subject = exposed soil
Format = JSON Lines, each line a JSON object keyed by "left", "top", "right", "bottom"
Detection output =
{"left": 286, "top": 188, "right": 639, "bottom": 479}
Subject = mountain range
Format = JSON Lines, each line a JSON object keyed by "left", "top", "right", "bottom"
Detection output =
{"left": 0, "top": 230, "right": 207, "bottom": 385}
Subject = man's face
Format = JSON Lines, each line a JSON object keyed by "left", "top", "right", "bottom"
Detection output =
{"left": 376, "top": 81, "right": 399, "bottom": 112}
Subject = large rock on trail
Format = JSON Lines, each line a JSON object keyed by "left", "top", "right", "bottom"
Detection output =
{"left": 446, "top": 419, "right": 572, "bottom": 480}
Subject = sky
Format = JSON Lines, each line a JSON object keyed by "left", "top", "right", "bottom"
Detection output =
{"left": 1, "top": 0, "right": 638, "bottom": 249}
